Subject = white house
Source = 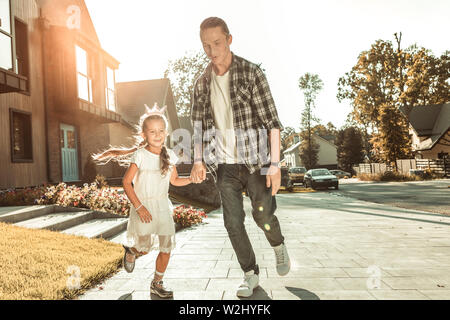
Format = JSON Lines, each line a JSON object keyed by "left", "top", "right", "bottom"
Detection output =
{"left": 283, "top": 133, "right": 338, "bottom": 169}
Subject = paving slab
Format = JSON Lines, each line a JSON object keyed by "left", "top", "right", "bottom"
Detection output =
{"left": 78, "top": 191, "right": 450, "bottom": 300}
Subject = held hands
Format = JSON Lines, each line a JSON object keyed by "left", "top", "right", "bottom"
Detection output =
{"left": 190, "top": 162, "right": 206, "bottom": 184}
{"left": 266, "top": 165, "right": 281, "bottom": 196}
{"left": 136, "top": 205, "right": 152, "bottom": 223}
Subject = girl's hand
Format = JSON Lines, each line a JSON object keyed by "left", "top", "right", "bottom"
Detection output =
{"left": 136, "top": 206, "right": 152, "bottom": 223}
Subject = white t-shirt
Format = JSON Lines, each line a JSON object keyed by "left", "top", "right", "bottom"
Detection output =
{"left": 210, "top": 69, "right": 237, "bottom": 164}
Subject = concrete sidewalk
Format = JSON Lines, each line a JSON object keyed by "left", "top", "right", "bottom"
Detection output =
{"left": 78, "top": 191, "right": 450, "bottom": 300}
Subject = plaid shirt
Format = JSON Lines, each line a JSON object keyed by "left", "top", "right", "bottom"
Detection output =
{"left": 191, "top": 52, "right": 283, "bottom": 180}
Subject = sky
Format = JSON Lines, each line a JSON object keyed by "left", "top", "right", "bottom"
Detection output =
{"left": 85, "top": 0, "right": 450, "bottom": 131}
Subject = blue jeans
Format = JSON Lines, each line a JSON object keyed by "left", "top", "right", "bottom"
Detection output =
{"left": 216, "top": 164, "right": 285, "bottom": 274}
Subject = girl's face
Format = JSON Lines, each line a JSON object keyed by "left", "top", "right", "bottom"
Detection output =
{"left": 142, "top": 117, "right": 167, "bottom": 148}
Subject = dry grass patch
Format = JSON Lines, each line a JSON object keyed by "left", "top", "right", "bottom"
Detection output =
{"left": 0, "top": 222, "right": 123, "bottom": 300}
{"left": 278, "top": 186, "right": 316, "bottom": 193}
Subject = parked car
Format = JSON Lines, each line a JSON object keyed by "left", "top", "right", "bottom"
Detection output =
{"left": 288, "top": 167, "right": 307, "bottom": 185}
{"left": 280, "top": 167, "right": 294, "bottom": 192}
{"left": 329, "top": 170, "right": 351, "bottom": 179}
{"left": 304, "top": 168, "right": 339, "bottom": 190}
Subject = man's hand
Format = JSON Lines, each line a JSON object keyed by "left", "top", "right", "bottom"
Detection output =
{"left": 266, "top": 165, "right": 281, "bottom": 196}
{"left": 190, "top": 162, "right": 206, "bottom": 183}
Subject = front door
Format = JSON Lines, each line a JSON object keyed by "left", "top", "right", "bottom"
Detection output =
{"left": 60, "top": 123, "right": 79, "bottom": 182}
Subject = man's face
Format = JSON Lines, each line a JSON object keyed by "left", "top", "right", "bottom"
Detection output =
{"left": 200, "top": 26, "right": 232, "bottom": 66}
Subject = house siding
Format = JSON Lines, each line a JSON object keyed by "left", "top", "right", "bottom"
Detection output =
{"left": 0, "top": 0, "right": 48, "bottom": 188}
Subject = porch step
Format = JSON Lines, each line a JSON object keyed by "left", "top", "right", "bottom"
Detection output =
{"left": 61, "top": 218, "right": 128, "bottom": 239}
{"left": 14, "top": 211, "right": 94, "bottom": 231}
{"left": 0, "top": 205, "right": 56, "bottom": 224}
{"left": 108, "top": 229, "right": 127, "bottom": 244}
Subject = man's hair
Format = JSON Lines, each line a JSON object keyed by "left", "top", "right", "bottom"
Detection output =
{"left": 200, "top": 17, "right": 230, "bottom": 36}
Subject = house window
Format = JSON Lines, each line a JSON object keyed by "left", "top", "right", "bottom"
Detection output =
{"left": 10, "top": 109, "right": 33, "bottom": 162}
{"left": 0, "top": 0, "right": 13, "bottom": 71}
{"left": 105, "top": 66, "right": 116, "bottom": 111}
{"left": 14, "top": 18, "right": 29, "bottom": 80}
{"left": 76, "top": 45, "right": 93, "bottom": 103}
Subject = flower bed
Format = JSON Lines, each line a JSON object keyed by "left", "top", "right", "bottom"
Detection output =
{"left": 1, "top": 177, "right": 207, "bottom": 228}
{"left": 36, "top": 182, "right": 130, "bottom": 216}
{"left": 0, "top": 186, "right": 47, "bottom": 206}
{"left": 173, "top": 204, "right": 207, "bottom": 228}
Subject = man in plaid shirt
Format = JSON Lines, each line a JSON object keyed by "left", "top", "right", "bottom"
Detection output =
{"left": 190, "top": 17, "right": 290, "bottom": 298}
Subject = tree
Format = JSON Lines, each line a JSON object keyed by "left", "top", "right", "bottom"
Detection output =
{"left": 164, "top": 51, "right": 210, "bottom": 116}
{"left": 298, "top": 73, "right": 323, "bottom": 169}
{"left": 312, "top": 122, "right": 338, "bottom": 140}
{"left": 298, "top": 134, "right": 319, "bottom": 169}
{"left": 371, "top": 103, "right": 412, "bottom": 164}
{"left": 336, "top": 127, "right": 364, "bottom": 173}
{"left": 337, "top": 34, "right": 450, "bottom": 166}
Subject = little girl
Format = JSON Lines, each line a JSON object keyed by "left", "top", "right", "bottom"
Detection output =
{"left": 94, "top": 104, "right": 192, "bottom": 299}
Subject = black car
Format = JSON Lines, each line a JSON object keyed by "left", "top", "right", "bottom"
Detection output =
{"left": 304, "top": 168, "right": 339, "bottom": 190}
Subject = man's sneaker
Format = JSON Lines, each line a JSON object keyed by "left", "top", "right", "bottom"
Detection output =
{"left": 273, "top": 243, "right": 290, "bottom": 276}
{"left": 150, "top": 280, "right": 173, "bottom": 299}
{"left": 236, "top": 270, "right": 259, "bottom": 298}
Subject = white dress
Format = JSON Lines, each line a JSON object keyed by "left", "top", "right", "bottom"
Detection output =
{"left": 124, "top": 147, "right": 178, "bottom": 253}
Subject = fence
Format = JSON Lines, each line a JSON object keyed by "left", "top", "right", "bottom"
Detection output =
{"left": 353, "top": 158, "right": 449, "bottom": 177}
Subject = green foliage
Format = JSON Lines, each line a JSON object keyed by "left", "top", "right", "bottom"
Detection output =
{"left": 312, "top": 123, "right": 338, "bottom": 139}
{"left": 0, "top": 186, "right": 47, "bottom": 206}
{"left": 298, "top": 131, "right": 320, "bottom": 169}
{"left": 37, "top": 183, "right": 130, "bottom": 216}
{"left": 370, "top": 104, "right": 412, "bottom": 165}
{"left": 164, "top": 51, "right": 210, "bottom": 116}
{"left": 298, "top": 73, "right": 323, "bottom": 169}
{"left": 336, "top": 127, "right": 364, "bottom": 173}
{"left": 337, "top": 34, "right": 449, "bottom": 162}
{"left": 172, "top": 205, "right": 207, "bottom": 228}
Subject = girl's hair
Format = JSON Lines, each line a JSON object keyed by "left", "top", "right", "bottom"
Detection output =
{"left": 200, "top": 17, "right": 230, "bottom": 37}
{"left": 93, "top": 113, "right": 172, "bottom": 176}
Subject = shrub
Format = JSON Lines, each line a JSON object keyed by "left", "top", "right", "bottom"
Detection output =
{"left": 94, "top": 175, "right": 108, "bottom": 188}
{"left": 0, "top": 186, "right": 47, "bottom": 206}
{"left": 172, "top": 205, "right": 207, "bottom": 228}
{"left": 357, "top": 171, "right": 421, "bottom": 182}
{"left": 36, "top": 182, "right": 130, "bottom": 216}
{"left": 2, "top": 184, "right": 208, "bottom": 228}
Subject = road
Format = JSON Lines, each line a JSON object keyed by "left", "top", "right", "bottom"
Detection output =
{"left": 329, "top": 179, "right": 450, "bottom": 215}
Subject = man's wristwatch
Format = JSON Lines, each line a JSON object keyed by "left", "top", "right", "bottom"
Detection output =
{"left": 270, "top": 161, "right": 281, "bottom": 168}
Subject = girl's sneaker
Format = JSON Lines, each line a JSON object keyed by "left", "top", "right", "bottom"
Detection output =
{"left": 122, "top": 245, "right": 136, "bottom": 273}
{"left": 150, "top": 280, "right": 173, "bottom": 298}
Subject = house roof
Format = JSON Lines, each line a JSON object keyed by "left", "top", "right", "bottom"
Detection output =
{"left": 283, "top": 141, "right": 301, "bottom": 154}
{"left": 116, "top": 78, "right": 180, "bottom": 130}
{"left": 283, "top": 134, "right": 337, "bottom": 154}
{"left": 38, "top": 0, "right": 100, "bottom": 44}
{"left": 401, "top": 103, "right": 450, "bottom": 150}
{"left": 38, "top": 0, "right": 120, "bottom": 67}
